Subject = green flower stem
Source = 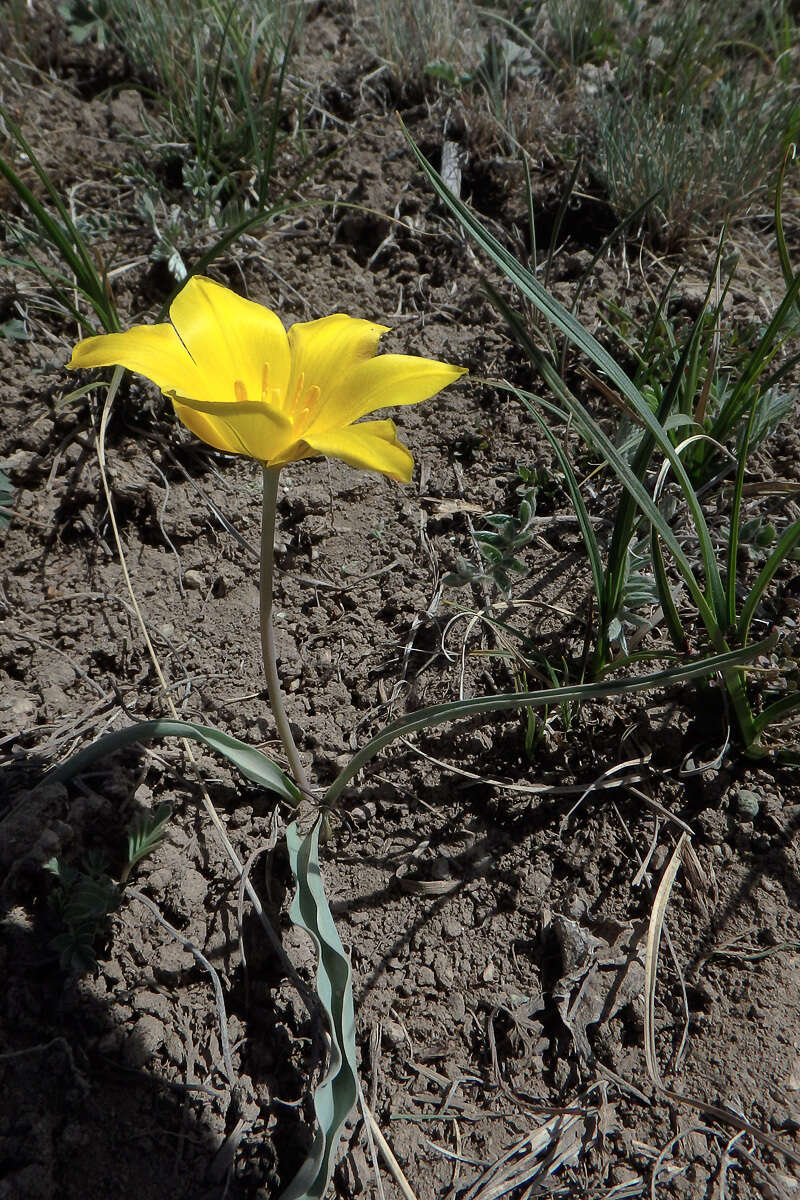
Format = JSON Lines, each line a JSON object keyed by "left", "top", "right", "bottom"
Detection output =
{"left": 260, "top": 466, "right": 313, "bottom": 797}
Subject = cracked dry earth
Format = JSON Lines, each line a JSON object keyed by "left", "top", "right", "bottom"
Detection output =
{"left": 2, "top": 4, "right": 800, "bottom": 1198}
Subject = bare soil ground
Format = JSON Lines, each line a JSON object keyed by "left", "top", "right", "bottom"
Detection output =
{"left": 2, "top": 5, "right": 800, "bottom": 1198}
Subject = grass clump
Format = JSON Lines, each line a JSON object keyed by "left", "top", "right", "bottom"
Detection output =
{"left": 2, "top": 0, "right": 306, "bottom": 327}
{"left": 541, "top": 0, "right": 620, "bottom": 67}
{"left": 476, "top": 1, "right": 798, "bottom": 244}
{"left": 0, "top": 105, "right": 123, "bottom": 333}
{"left": 597, "top": 256, "right": 798, "bottom": 486}
{"left": 409, "top": 126, "right": 800, "bottom": 760}
{"left": 101, "top": 0, "right": 300, "bottom": 219}
{"left": 589, "top": 1, "right": 800, "bottom": 241}
{"left": 353, "top": 0, "right": 484, "bottom": 82}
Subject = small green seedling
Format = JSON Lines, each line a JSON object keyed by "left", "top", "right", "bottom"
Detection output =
{"left": 445, "top": 473, "right": 538, "bottom": 597}
{"left": 44, "top": 853, "right": 119, "bottom": 974}
{"left": 45, "top": 803, "right": 172, "bottom": 972}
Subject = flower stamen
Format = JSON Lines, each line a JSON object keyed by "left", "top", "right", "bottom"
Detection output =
{"left": 234, "top": 379, "right": 248, "bottom": 404}
{"left": 261, "top": 362, "right": 283, "bottom": 411}
{"left": 295, "top": 384, "right": 321, "bottom": 434}
{"left": 286, "top": 371, "right": 306, "bottom": 418}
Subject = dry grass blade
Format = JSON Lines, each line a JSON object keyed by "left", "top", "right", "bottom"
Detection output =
{"left": 461, "top": 1098, "right": 600, "bottom": 1200}
{"left": 644, "top": 832, "right": 687, "bottom": 1089}
{"left": 94, "top": 373, "right": 315, "bottom": 1014}
{"left": 649, "top": 1123, "right": 719, "bottom": 1199}
{"left": 717, "top": 1131, "right": 744, "bottom": 1200}
{"left": 643, "top": 834, "right": 800, "bottom": 1169}
{"left": 662, "top": 924, "right": 689, "bottom": 1073}
{"left": 361, "top": 1047, "right": 388, "bottom": 1200}
{"left": 399, "top": 736, "right": 654, "bottom": 798}
{"left": 564, "top": 756, "right": 653, "bottom": 821}
{"left": 730, "top": 1140, "right": 798, "bottom": 1200}
{"left": 361, "top": 1099, "right": 419, "bottom": 1200}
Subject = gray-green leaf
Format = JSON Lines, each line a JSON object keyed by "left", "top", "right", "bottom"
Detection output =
{"left": 48, "top": 718, "right": 301, "bottom": 805}
{"left": 281, "top": 819, "right": 358, "bottom": 1200}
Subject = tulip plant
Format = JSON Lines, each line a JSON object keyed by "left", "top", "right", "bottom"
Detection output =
{"left": 57, "top": 275, "right": 767, "bottom": 1197}
{"left": 70, "top": 275, "right": 466, "bottom": 807}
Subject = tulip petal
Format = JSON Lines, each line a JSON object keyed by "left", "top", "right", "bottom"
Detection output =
{"left": 286, "top": 314, "right": 388, "bottom": 418}
{"left": 301, "top": 419, "right": 414, "bottom": 482}
{"left": 68, "top": 325, "right": 207, "bottom": 400}
{"left": 170, "top": 399, "right": 242, "bottom": 455}
{"left": 174, "top": 397, "right": 292, "bottom": 460}
{"left": 170, "top": 276, "right": 291, "bottom": 405}
{"left": 307, "top": 354, "right": 467, "bottom": 434}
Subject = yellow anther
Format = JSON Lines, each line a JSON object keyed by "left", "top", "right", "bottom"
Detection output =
{"left": 292, "top": 385, "right": 320, "bottom": 436}
{"left": 234, "top": 379, "right": 248, "bottom": 403}
{"left": 306, "top": 384, "right": 321, "bottom": 411}
{"left": 287, "top": 371, "right": 305, "bottom": 416}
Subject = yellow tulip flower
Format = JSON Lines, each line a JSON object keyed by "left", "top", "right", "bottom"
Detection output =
{"left": 69, "top": 276, "right": 466, "bottom": 482}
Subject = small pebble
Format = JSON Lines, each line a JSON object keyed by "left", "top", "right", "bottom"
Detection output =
{"left": 123, "top": 1014, "right": 165, "bottom": 1067}
{"left": 735, "top": 788, "right": 760, "bottom": 819}
{"left": 383, "top": 1020, "right": 405, "bottom": 1047}
{"left": 132, "top": 990, "right": 171, "bottom": 1019}
{"left": 179, "top": 867, "right": 208, "bottom": 907}
{"left": 441, "top": 914, "right": 462, "bottom": 939}
{"left": 184, "top": 569, "right": 206, "bottom": 590}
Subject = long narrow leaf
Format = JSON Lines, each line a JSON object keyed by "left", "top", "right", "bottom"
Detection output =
{"left": 738, "top": 516, "right": 800, "bottom": 643}
{"left": 544, "top": 155, "right": 580, "bottom": 293}
{"left": 0, "top": 467, "right": 13, "bottom": 530}
{"left": 0, "top": 251, "right": 102, "bottom": 333}
{"left": 47, "top": 718, "right": 301, "bottom": 804}
{"left": 604, "top": 275, "right": 725, "bottom": 642}
{"left": 201, "top": 0, "right": 236, "bottom": 176}
{"left": 0, "top": 104, "right": 117, "bottom": 329}
{"left": 0, "top": 111, "right": 92, "bottom": 278}
{"left": 322, "top": 640, "right": 772, "bottom": 808}
{"left": 712, "top": 266, "right": 800, "bottom": 442}
{"left": 401, "top": 122, "right": 727, "bottom": 622}
{"left": 753, "top": 690, "right": 800, "bottom": 738}
{"left": 727, "top": 396, "right": 760, "bottom": 628}
{"left": 0, "top": 155, "right": 80, "bottom": 273}
{"left": 650, "top": 527, "right": 689, "bottom": 653}
{"left": 639, "top": 265, "right": 681, "bottom": 374}
{"left": 281, "top": 819, "right": 358, "bottom": 1200}
{"left": 258, "top": 27, "right": 293, "bottom": 209}
{"left": 512, "top": 368, "right": 720, "bottom": 640}
{"left": 774, "top": 145, "right": 799, "bottom": 319}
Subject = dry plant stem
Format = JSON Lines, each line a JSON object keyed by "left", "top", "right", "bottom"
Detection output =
{"left": 260, "top": 465, "right": 313, "bottom": 798}
{"left": 95, "top": 375, "right": 315, "bottom": 1015}
{"left": 643, "top": 833, "right": 800, "bottom": 1169}
{"left": 360, "top": 1096, "right": 419, "bottom": 1200}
